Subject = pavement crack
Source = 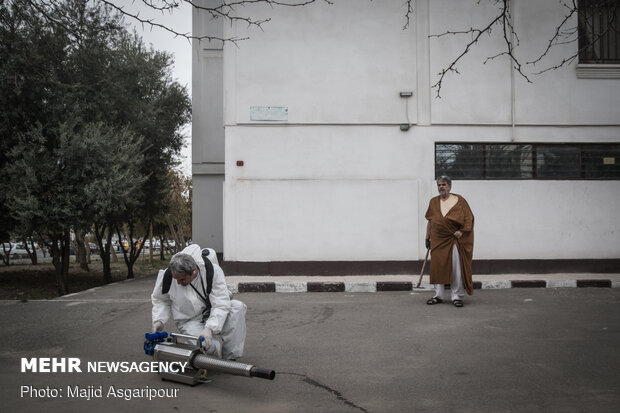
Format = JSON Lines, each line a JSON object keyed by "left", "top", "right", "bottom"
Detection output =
{"left": 279, "top": 372, "right": 371, "bottom": 413}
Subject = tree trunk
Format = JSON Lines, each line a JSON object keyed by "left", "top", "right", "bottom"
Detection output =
{"left": 75, "top": 230, "right": 89, "bottom": 272}
{"left": 52, "top": 254, "right": 66, "bottom": 295}
{"left": 148, "top": 222, "right": 153, "bottom": 264}
{"left": 94, "top": 222, "right": 113, "bottom": 284}
{"left": 166, "top": 215, "right": 181, "bottom": 253}
{"left": 119, "top": 218, "right": 151, "bottom": 280}
{"left": 49, "top": 237, "right": 68, "bottom": 296}
{"left": 101, "top": 232, "right": 113, "bottom": 284}
{"left": 1, "top": 243, "right": 12, "bottom": 266}
{"left": 126, "top": 262, "right": 134, "bottom": 279}
{"left": 176, "top": 226, "right": 185, "bottom": 251}
{"left": 85, "top": 233, "right": 92, "bottom": 264}
{"left": 61, "top": 231, "right": 70, "bottom": 290}
{"left": 23, "top": 237, "right": 38, "bottom": 265}
{"left": 159, "top": 237, "right": 165, "bottom": 261}
{"left": 117, "top": 227, "right": 134, "bottom": 279}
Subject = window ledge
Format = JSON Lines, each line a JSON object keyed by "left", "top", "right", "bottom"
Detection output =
{"left": 576, "top": 64, "right": 620, "bottom": 79}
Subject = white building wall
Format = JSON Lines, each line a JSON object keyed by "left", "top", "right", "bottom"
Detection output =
{"left": 224, "top": 126, "right": 422, "bottom": 261}
{"left": 194, "top": 0, "right": 620, "bottom": 265}
{"left": 192, "top": 0, "right": 225, "bottom": 251}
{"left": 413, "top": 126, "right": 620, "bottom": 261}
{"left": 514, "top": 0, "right": 620, "bottom": 125}
{"left": 226, "top": 1, "right": 417, "bottom": 125}
{"left": 460, "top": 180, "right": 620, "bottom": 260}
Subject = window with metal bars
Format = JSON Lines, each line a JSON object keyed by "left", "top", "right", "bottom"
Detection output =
{"left": 435, "top": 143, "right": 620, "bottom": 180}
{"left": 578, "top": 0, "right": 620, "bottom": 64}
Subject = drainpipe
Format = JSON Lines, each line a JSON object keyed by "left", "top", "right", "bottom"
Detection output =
{"left": 509, "top": 0, "right": 516, "bottom": 142}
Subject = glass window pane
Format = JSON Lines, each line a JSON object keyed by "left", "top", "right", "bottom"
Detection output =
{"left": 536, "top": 146, "right": 582, "bottom": 178}
{"left": 486, "top": 144, "right": 533, "bottom": 179}
{"left": 435, "top": 144, "right": 484, "bottom": 179}
{"left": 583, "top": 144, "right": 620, "bottom": 179}
{"left": 578, "top": 0, "right": 620, "bottom": 63}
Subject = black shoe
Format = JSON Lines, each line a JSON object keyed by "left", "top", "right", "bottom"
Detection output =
{"left": 426, "top": 297, "right": 443, "bottom": 305}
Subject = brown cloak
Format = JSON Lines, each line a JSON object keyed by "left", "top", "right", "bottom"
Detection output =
{"left": 425, "top": 194, "right": 475, "bottom": 295}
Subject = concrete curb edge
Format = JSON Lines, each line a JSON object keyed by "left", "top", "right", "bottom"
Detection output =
{"left": 227, "top": 279, "right": 619, "bottom": 293}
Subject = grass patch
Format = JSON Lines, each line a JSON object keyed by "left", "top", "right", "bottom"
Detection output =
{"left": 0, "top": 255, "right": 172, "bottom": 300}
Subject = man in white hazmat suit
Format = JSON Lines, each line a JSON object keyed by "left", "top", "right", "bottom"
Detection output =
{"left": 151, "top": 244, "right": 246, "bottom": 360}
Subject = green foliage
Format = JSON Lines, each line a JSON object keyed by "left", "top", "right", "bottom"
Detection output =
{"left": 109, "top": 33, "right": 191, "bottom": 213}
{"left": 0, "top": 0, "right": 191, "bottom": 289}
{"left": 4, "top": 120, "right": 146, "bottom": 243}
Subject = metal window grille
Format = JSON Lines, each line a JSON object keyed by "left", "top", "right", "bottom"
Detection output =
{"left": 583, "top": 144, "right": 620, "bottom": 178}
{"left": 486, "top": 144, "right": 533, "bottom": 179}
{"left": 578, "top": 0, "right": 620, "bottom": 63}
{"left": 536, "top": 146, "right": 582, "bottom": 179}
{"left": 435, "top": 144, "right": 484, "bottom": 179}
{"left": 435, "top": 143, "right": 620, "bottom": 180}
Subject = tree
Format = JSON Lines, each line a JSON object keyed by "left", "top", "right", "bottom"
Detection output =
{"left": 46, "top": 1, "right": 191, "bottom": 280}
{"left": 4, "top": 121, "right": 146, "bottom": 293}
{"left": 75, "top": 123, "right": 146, "bottom": 284}
{"left": 1, "top": 243, "right": 13, "bottom": 266}
{"left": 107, "top": 31, "right": 191, "bottom": 278}
{"left": 1, "top": 0, "right": 190, "bottom": 291}
{"left": 160, "top": 170, "right": 192, "bottom": 252}
{"left": 0, "top": 0, "right": 76, "bottom": 285}
{"left": 6, "top": 125, "right": 78, "bottom": 294}
{"left": 0, "top": 0, "right": 67, "bottom": 249}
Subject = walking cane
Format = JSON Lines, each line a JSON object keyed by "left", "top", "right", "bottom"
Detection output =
{"left": 416, "top": 247, "right": 430, "bottom": 288}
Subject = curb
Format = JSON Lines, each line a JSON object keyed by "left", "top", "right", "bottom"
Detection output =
{"left": 228, "top": 279, "right": 619, "bottom": 293}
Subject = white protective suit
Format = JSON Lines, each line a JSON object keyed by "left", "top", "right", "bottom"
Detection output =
{"left": 151, "top": 244, "right": 246, "bottom": 360}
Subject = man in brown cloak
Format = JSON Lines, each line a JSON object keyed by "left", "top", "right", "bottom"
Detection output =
{"left": 424, "top": 176, "right": 474, "bottom": 307}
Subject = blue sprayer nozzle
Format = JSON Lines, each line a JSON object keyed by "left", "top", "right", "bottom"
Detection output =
{"left": 145, "top": 331, "right": 168, "bottom": 341}
{"left": 144, "top": 331, "right": 168, "bottom": 355}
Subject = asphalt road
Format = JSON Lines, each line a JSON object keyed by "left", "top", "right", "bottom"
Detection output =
{"left": 1, "top": 275, "right": 619, "bottom": 413}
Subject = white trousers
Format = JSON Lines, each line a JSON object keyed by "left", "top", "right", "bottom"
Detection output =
{"left": 434, "top": 244, "right": 465, "bottom": 302}
{"left": 180, "top": 299, "right": 247, "bottom": 360}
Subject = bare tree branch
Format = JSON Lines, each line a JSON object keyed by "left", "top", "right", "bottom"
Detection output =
{"left": 430, "top": 0, "right": 513, "bottom": 97}
{"left": 99, "top": 0, "right": 245, "bottom": 45}
{"left": 140, "top": 0, "right": 180, "bottom": 13}
{"left": 123, "top": 0, "right": 331, "bottom": 44}
{"left": 17, "top": 0, "right": 332, "bottom": 46}
{"left": 484, "top": 0, "right": 531, "bottom": 84}
{"left": 15, "top": 0, "right": 81, "bottom": 39}
{"left": 430, "top": 0, "right": 620, "bottom": 97}
{"left": 403, "top": 0, "right": 413, "bottom": 30}
{"left": 15, "top": 0, "right": 620, "bottom": 98}
{"left": 526, "top": 0, "right": 579, "bottom": 68}
{"left": 528, "top": 0, "right": 620, "bottom": 75}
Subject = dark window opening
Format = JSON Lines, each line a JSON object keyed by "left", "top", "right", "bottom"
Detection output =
{"left": 579, "top": 0, "right": 620, "bottom": 64}
{"left": 435, "top": 143, "right": 620, "bottom": 180}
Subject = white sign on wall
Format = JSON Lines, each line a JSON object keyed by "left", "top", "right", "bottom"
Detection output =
{"left": 250, "top": 106, "right": 288, "bottom": 121}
